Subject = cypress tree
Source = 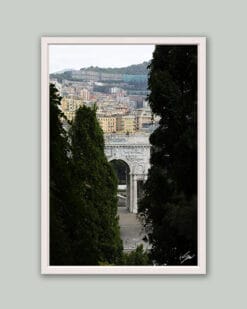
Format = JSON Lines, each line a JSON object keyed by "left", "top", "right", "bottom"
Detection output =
{"left": 49, "top": 83, "right": 73, "bottom": 265}
{"left": 139, "top": 45, "right": 198, "bottom": 265}
{"left": 70, "top": 106, "right": 122, "bottom": 265}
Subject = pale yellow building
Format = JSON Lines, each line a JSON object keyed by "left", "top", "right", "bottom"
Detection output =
{"left": 116, "top": 115, "right": 136, "bottom": 133}
{"left": 116, "top": 116, "right": 123, "bottom": 132}
{"left": 122, "top": 115, "right": 136, "bottom": 133}
{"left": 97, "top": 116, "right": 117, "bottom": 133}
{"left": 60, "top": 97, "right": 84, "bottom": 121}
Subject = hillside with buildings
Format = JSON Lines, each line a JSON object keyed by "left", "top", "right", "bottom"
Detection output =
{"left": 50, "top": 62, "right": 160, "bottom": 135}
{"left": 50, "top": 62, "right": 149, "bottom": 88}
{"left": 79, "top": 61, "right": 149, "bottom": 74}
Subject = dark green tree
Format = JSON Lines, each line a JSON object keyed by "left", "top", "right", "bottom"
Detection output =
{"left": 49, "top": 83, "right": 73, "bottom": 265}
{"left": 70, "top": 106, "right": 123, "bottom": 265}
{"left": 121, "top": 245, "right": 151, "bottom": 265}
{"left": 139, "top": 45, "right": 198, "bottom": 265}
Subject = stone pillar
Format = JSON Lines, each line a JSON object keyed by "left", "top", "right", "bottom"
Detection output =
{"left": 129, "top": 173, "right": 133, "bottom": 212}
{"left": 128, "top": 173, "right": 137, "bottom": 213}
{"left": 126, "top": 173, "right": 130, "bottom": 210}
{"left": 132, "top": 175, "right": 138, "bottom": 214}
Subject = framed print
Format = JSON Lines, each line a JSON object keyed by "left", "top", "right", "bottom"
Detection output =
{"left": 41, "top": 36, "right": 206, "bottom": 275}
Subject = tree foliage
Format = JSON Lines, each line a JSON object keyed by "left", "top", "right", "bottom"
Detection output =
{"left": 50, "top": 84, "right": 122, "bottom": 265}
{"left": 69, "top": 106, "right": 122, "bottom": 265}
{"left": 49, "top": 83, "right": 73, "bottom": 265}
{"left": 138, "top": 45, "right": 198, "bottom": 265}
{"left": 121, "top": 245, "right": 151, "bottom": 265}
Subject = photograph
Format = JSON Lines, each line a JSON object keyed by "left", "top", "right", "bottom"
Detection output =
{"left": 41, "top": 37, "right": 206, "bottom": 274}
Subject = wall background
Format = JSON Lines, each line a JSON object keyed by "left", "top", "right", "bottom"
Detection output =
{"left": 0, "top": 0, "right": 246, "bottom": 308}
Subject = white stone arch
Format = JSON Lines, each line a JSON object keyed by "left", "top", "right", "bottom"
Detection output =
{"left": 104, "top": 134, "right": 151, "bottom": 213}
{"left": 108, "top": 156, "right": 134, "bottom": 174}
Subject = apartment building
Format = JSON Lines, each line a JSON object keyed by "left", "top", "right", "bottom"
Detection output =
{"left": 80, "top": 88, "right": 90, "bottom": 101}
{"left": 136, "top": 108, "right": 152, "bottom": 130}
{"left": 116, "top": 115, "right": 136, "bottom": 133}
{"left": 97, "top": 116, "right": 117, "bottom": 133}
{"left": 61, "top": 97, "right": 84, "bottom": 121}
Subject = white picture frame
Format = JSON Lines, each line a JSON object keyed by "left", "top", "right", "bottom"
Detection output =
{"left": 41, "top": 36, "right": 206, "bottom": 275}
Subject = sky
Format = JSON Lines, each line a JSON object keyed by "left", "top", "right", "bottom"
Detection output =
{"left": 49, "top": 45, "right": 155, "bottom": 73}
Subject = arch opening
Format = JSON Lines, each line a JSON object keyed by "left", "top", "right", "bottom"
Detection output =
{"left": 110, "top": 159, "right": 130, "bottom": 210}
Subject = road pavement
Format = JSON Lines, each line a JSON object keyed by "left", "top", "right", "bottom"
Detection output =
{"left": 117, "top": 207, "right": 150, "bottom": 252}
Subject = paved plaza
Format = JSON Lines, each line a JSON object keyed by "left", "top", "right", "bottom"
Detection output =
{"left": 117, "top": 207, "right": 150, "bottom": 252}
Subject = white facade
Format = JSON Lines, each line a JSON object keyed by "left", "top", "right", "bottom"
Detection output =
{"left": 104, "top": 133, "right": 151, "bottom": 213}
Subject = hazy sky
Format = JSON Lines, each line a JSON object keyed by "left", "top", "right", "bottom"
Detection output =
{"left": 49, "top": 45, "right": 155, "bottom": 73}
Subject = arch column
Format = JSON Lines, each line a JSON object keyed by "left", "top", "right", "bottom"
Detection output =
{"left": 132, "top": 175, "right": 138, "bottom": 213}
{"left": 129, "top": 173, "right": 138, "bottom": 213}
{"left": 126, "top": 172, "right": 130, "bottom": 210}
{"left": 129, "top": 173, "right": 133, "bottom": 212}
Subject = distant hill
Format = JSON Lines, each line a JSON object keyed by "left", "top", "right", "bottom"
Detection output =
{"left": 50, "top": 61, "right": 150, "bottom": 81}
{"left": 52, "top": 68, "right": 75, "bottom": 74}
{"left": 80, "top": 61, "right": 150, "bottom": 75}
